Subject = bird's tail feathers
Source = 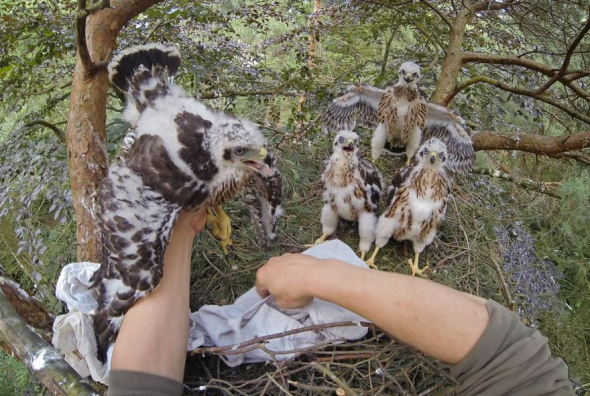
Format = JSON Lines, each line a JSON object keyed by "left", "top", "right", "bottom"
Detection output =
{"left": 108, "top": 43, "right": 181, "bottom": 102}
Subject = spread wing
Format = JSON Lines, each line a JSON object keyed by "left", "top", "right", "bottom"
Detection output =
{"left": 359, "top": 157, "right": 383, "bottom": 212}
{"left": 424, "top": 103, "right": 475, "bottom": 173}
{"left": 245, "top": 149, "right": 283, "bottom": 248}
{"left": 321, "top": 84, "right": 385, "bottom": 132}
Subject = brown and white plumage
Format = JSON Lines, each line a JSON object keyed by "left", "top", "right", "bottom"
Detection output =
{"left": 244, "top": 149, "right": 284, "bottom": 248}
{"left": 321, "top": 75, "right": 475, "bottom": 173}
{"left": 366, "top": 138, "right": 452, "bottom": 275}
{"left": 90, "top": 44, "right": 272, "bottom": 362}
{"left": 372, "top": 62, "right": 427, "bottom": 163}
{"left": 311, "top": 131, "right": 383, "bottom": 260}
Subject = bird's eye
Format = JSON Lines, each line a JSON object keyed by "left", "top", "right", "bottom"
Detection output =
{"left": 338, "top": 137, "right": 344, "bottom": 143}
{"left": 235, "top": 147, "right": 245, "bottom": 155}
{"left": 413, "top": 73, "right": 418, "bottom": 77}
{"left": 422, "top": 149, "right": 428, "bottom": 156}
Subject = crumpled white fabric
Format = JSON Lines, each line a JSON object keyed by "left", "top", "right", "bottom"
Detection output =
{"left": 52, "top": 239, "right": 370, "bottom": 384}
{"left": 188, "top": 239, "right": 369, "bottom": 366}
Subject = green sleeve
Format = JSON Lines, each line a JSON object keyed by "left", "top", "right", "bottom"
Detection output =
{"left": 107, "top": 370, "right": 184, "bottom": 396}
{"left": 451, "top": 300, "right": 574, "bottom": 396}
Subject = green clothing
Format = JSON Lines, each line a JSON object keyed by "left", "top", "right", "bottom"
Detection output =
{"left": 108, "top": 300, "right": 574, "bottom": 396}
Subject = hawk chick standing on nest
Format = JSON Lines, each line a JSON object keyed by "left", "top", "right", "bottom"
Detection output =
{"left": 310, "top": 131, "right": 383, "bottom": 262}
{"left": 90, "top": 43, "right": 272, "bottom": 362}
{"left": 373, "top": 61, "right": 427, "bottom": 164}
{"left": 366, "top": 138, "right": 452, "bottom": 275}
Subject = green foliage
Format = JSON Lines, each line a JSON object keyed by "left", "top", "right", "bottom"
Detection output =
{"left": 0, "top": 351, "right": 32, "bottom": 395}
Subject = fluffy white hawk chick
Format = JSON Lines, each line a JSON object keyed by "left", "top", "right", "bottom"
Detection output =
{"left": 310, "top": 131, "right": 383, "bottom": 262}
{"left": 90, "top": 44, "right": 271, "bottom": 362}
{"left": 366, "top": 138, "right": 452, "bottom": 275}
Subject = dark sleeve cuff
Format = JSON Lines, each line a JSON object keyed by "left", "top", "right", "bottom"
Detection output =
{"left": 107, "top": 370, "right": 184, "bottom": 396}
{"left": 451, "top": 300, "right": 574, "bottom": 396}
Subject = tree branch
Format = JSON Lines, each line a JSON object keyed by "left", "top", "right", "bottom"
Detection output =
{"left": 472, "top": 168, "right": 562, "bottom": 199}
{"left": 76, "top": 0, "right": 112, "bottom": 75}
{"left": 472, "top": 130, "right": 590, "bottom": 156}
{"left": 469, "top": 0, "right": 518, "bottom": 13}
{"left": 536, "top": 9, "right": 590, "bottom": 94}
{"left": 25, "top": 120, "right": 66, "bottom": 142}
{"left": 0, "top": 289, "right": 100, "bottom": 395}
{"left": 447, "top": 75, "right": 590, "bottom": 124}
{"left": 418, "top": 0, "right": 453, "bottom": 29}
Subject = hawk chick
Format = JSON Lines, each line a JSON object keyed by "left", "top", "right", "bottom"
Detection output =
{"left": 373, "top": 62, "right": 427, "bottom": 164}
{"left": 366, "top": 138, "right": 452, "bottom": 275}
{"left": 311, "top": 131, "right": 383, "bottom": 261}
{"left": 90, "top": 44, "right": 271, "bottom": 361}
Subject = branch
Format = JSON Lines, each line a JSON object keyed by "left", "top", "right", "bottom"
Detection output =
{"left": 469, "top": 0, "right": 518, "bottom": 13}
{"left": 536, "top": 9, "right": 590, "bottom": 94}
{"left": 198, "top": 88, "right": 296, "bottom": 100}
{"left": 448, "top": 75, "right": 590, "bottom": 124}
{"left": 25, "top": 120, "right": 66, "bottom": 142}
{"left": 76, "top": 0, "right": 112, "bottom": 75}
{"left": 460, "top": 52, "right": 590, "bottom": 102}
{"left": 0, "top": 289, "right": 100, "bottom": 395}
{"left": 471, "top": 168, "right": 561, "bottom": 199}
{"left": 418, "top": 0, "right": 453, "bottom": 29}
{"left": 472, "top": 130, "right": 590, "bottom": 155}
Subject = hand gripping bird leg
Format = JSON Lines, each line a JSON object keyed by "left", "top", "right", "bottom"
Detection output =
{"left": 408, "top": 252, "right": 428, "bottom": 276}
{"left": 207, "top": 206, "right": 233, "bottom": 254}
{"left": 365, "top": 247, "right": 379, "bottom": 270}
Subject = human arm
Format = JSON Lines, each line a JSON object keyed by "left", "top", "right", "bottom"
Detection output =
{"left": 110, "top": 208, "right": 207, "bottom": 382}
{"left": 255, "top": 253, "right": 488, "bottom": 364}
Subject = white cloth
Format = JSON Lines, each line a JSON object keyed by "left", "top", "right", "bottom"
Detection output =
{"left": 52, "top": 239, "right": 370, "bottom": 383}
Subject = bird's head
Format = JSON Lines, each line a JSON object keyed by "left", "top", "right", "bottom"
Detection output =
{"left": 417, "top": 138, "right": 448, "bottom": 169}
{"left": 333, "top": 130, "right": 359, "bottom": 158}
{"left": 214, "top": 119, "right": 272, "bottom": 175}
{"left": 397, "top": 62, "right": 421, "bottom": 88}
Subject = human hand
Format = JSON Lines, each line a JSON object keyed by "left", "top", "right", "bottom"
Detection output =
{"left": 174, "top": 207, "right": 208, "bottom": 240}
{"left": 255, "top": 253, "right": 324, "bottom": 309}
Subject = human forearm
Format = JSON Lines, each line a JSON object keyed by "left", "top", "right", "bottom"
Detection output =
{"left": 306, "top": 259, "right": 488, "bottom": 364}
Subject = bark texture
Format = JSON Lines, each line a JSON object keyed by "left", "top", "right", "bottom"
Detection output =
{"left": 0, "top": 289, "right": 100, "bottom": 395}
{"left": 66, "top": 0, "right": 162, "bottom": 262}
{"left": 473, "top": 130, "right": 590, "bottom": 155}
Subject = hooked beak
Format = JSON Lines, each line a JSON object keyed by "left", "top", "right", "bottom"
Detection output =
{"left": 430, "top": 152, "right": 437, "bottom": 164}
{"left": 343, "top": 139, "right": 355, "bottom": 155}
{"left": 404, "top": 77, "right": 412, "bottom": 84}
{"left": 242, "top": 147, "right": 272, "bottom": 175}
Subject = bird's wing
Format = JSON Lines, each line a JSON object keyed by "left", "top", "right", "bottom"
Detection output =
{"left": 246, "top": 149, "right": 283, "bottom": 248}
{"left": 387, "top": 164, "right": 413, "bottom": 206}
{"left": 359, "top": 157, "right": 383, "bottom": 212}
{"left": 321, "top": 85, "right": 385, "bottom": 132}
{"left": 91, "top": 134, "right": 209, "bottom": 362}
{"left": 424, "top": 103, "right": 475, "bottom": 173}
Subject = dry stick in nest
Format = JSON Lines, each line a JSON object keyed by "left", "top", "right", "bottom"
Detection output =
{"left": 190, "top": 320, "right": 373, "bottom": 357}
{"left": 489, "top": 250, "right": 516, "bottom": 311}
{"left": 471, "top": 168, "right": 562, "bottom": 199}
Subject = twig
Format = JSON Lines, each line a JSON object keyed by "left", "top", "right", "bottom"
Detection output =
{"left": 190, "top": 321, "right": 373, "bottom": 356}
{"left": 471, "top": 168, "right": 562, "bottom": 199}
{"left": 313, "top": 362, "right": 358, "bottom": 396}
{"left": 489, "top": 252, "right": 515, "bottom": 311}
{"left": 24, "top": 120, "right": 66, "bottom": 142}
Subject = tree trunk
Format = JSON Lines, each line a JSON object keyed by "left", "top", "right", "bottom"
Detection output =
{"left": 65, "top": 0, "right": 163, "bottom": 263}
{"left": 297, "top": 0, "right": 322, "bottom": 111}
{"left": 431, "top": 8, "right": 471, "bottom": 105}
{"left": 0, "top": 289, "right": 100, "bottom": 395}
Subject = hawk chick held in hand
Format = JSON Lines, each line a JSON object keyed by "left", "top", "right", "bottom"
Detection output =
{"left": 366, "top": 138, "right": 452, "bottom": 275}
{"left": 90, "top": 43, "right": 272, "bottom": 362}
{"left": 310, "top": 131, "right": 383, "bottom": 262}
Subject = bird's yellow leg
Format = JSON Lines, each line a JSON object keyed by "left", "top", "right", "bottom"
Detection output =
{"left": 304, "top": 233, "right": 329, "bottom": 247}
{"left": 207, "top": 206, "right": 233, "bottom": 254}
{"left": 360, "top": 251, "right": 366, "bottom": 261}
{"left": 405, "top": 157, "right": 411, "bottom": 166}
{"left": 408, "top": 252, "right": 428, "bottom": 277}
{"left": 365, "top": 247, "right": 380, "bottom": 270}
